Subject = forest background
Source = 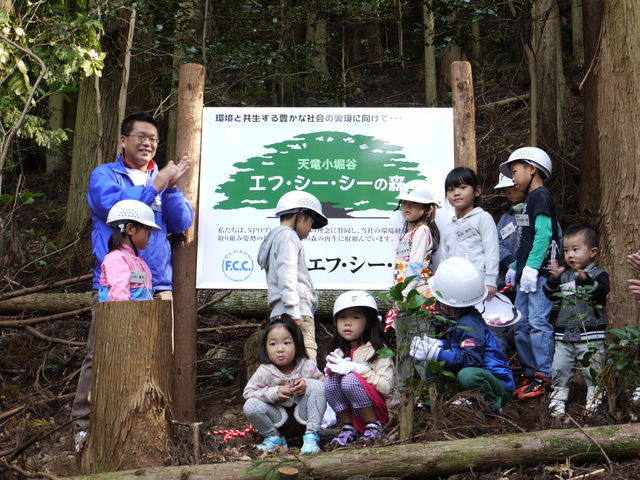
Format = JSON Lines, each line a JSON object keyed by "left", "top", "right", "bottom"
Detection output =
{"left": 1, "top": 0, "right": 640, "bottom": 477}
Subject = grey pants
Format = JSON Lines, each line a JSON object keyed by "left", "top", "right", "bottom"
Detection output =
{"left": 551, "top": 339, "right": 604, "bottom": 400}
{"left": 243, "top": 379, "right": 326, "bottom": 437}
{"left": 71, "top": 290, "right": 173, "bottom": 430}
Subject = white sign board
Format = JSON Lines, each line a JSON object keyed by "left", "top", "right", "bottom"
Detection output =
{"left": 196, "top": 107, "right": 454, "bottom": 290}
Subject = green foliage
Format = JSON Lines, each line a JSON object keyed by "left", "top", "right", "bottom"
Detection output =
{"left": 0, "top": 1, "right": 105, "bottom": 170}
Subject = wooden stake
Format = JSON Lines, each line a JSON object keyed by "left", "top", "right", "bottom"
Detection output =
{"left": 451, "top": 61, "right": 477, "bottom": 172}
{"left": 172, "top": 63, "right": 205, "bottom": 423}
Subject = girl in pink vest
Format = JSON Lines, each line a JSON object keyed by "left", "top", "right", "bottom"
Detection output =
{"left": 99, "top": 199, "right": 159, "bottom": 302}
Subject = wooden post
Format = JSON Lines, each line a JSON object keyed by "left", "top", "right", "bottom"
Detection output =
{"left": 451, "top": 61, "right": 477, "bottom": 171}
{"left": 172, "top": 63, "right": 205, "bottom": 422}
{"left": 80, "top": 300, "right": 173, "bottom": 474}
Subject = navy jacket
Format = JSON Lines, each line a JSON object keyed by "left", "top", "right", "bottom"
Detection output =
{"left": 437, "top": 309, "right": 515, "bottom": 391}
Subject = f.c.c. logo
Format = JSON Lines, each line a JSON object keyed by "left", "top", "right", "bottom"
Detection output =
{"left": 222, "top": 250, "right": 254, "bottom": 282}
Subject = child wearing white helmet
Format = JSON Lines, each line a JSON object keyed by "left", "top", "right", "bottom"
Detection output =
{"left": 491, "top": 173, "right": 526, "bottom": 354}
{"left": 257, "top": 190, "right": 328, "bottom": 361}
{"left": 409, "top": 257, "right": 514, "bottom": 411}
{"left": 498, "top": 146, "right": 561, "bottom": 400}
{"left": 72, "top": 199, "right": 160, "bottom": 451}
{"left": 99, "top": 199, "right": 160, "bottom": 302}
{"left": 324, "top": 291, "right": 394, "bottom": 445}
{"left": 390, "top": 179, "right": 441, "bottom": 386}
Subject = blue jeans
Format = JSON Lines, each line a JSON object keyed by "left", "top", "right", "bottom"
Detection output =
{"left": 514, "top": 276, "right": 554, "bottom": 378}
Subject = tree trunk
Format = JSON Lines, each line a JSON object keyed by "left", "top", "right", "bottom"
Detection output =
{"left": 440, "top": 43, "right": 462, "bottom": 100}
{"left": 533, "top": 0, "right": 568, "bottom": 153}
{"left": 423, "top": 0, "right": 437, "bottom": 107}
{"left": 74, "top": 422, "right": 640, "bottom": 479}
{"left": 306, "top": 12, "right": 330, "bottom": 76}
{"left": 471, "top": 21, "right": 480, "bottom": 62}
{"left": 571, "top": 0, "right": 584, "bottom": 66}
{"left": 596, "top": 0, "right": 640, "bottom": 330}
{"left": 46, "top": 92, "right": 65, "bottom": 174}
{"left": 171, "top": 64, "right": 204, "bottom": 423}
{"left": 578, "top": 0, "right": 603, "bottom": 215}
{"left": 59, "top": 8, "right": 129, "bottom": 246}
{"left": 80, "top": 300, "right": 174, "bottom": 474}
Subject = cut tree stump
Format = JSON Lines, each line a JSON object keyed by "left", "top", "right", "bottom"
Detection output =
{"left": 80, "top": 300, "right": 174, "bottom": 474}
{"left": 73, "top": 422, "right": 640, "bottom": 479}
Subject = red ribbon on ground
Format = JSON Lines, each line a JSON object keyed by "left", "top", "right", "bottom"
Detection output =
{"left": 207, "top": 425, "right": 257, "bottom": 442}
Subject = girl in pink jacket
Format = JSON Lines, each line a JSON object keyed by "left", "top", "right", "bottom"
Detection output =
{"left": 99, "top": 199, "right": 160, "bottom": 302}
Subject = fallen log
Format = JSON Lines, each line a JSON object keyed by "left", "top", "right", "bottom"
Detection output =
{"left": 0, "top": 273, "right": 91, "bottom": 301}
{"left": 71, "top": 422, "right": 640, "bottom": 479}
{"left": 0, "top": 290, "right": 392, "bottom": 319}
{"left": 0, "top": 292, "right": 92, "bottom": 314}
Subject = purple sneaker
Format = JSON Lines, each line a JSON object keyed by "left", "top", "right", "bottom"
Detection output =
{"left": 330, "top": 424, "right": 359, "bottom": 446}
{"left": 358, "top": 422, "right": 383, "bottom": 444}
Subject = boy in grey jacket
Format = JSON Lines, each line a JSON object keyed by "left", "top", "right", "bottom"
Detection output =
{"left": 257, "top": 191, "right": 328, "bottom": 361}
{"left": 544, "top": 223, "right": 610, "bottom": 416}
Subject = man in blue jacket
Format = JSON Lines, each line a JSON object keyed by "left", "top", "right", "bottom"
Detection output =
{"left": 72, "top": 112, "right": 194, "bottom": 450}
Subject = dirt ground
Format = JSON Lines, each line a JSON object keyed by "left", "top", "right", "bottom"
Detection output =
{"left": 2, "top": 304, "right": 640, "bottom": 480}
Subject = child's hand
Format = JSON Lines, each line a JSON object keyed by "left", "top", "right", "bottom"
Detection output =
{"left": 486, "top": 285, "right": 497, "bottom": 301}
{"left": 548, "top": 260, "right": 565, "bottom": 281}
{"left": 289, "top": 378, "right": 307, "bottom": 395}
{"left": 629, "top": 279, "right": 640, "bottom": 296}
{"left": 277, "top": 384, "right": 292, "bottom": 400}
{"left": 576, "top": 269, "right": 587, "bottom": 281}
{"left": 628, "top": 251, "right": 640, "bottom": 274}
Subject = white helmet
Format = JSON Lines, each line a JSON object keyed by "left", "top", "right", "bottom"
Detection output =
{"left": 333, "top": 290, "right": 379, "bottom": 319}
{"left": 475, "top": 292, "right": 521, "bottom": 328}
{"left": 107, "top": 199, "right": 160, "bottom": 230}
{"left": 494, "top": 173, "right": 516, "bottom": 189}
{"left": 396, "top": 179, "right": 440, "bottom": 206}
{"left": 427, "top": 257, "right": 487, "bottom": 307}
{"left": 499, "top": 147, "right": 552, "bottom": 179}
{"left": 275, "top": 190, "right": 328, "bottom": 229}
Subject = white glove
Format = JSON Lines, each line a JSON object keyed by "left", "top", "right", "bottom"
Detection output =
{"left": 505, "top": 268, "right": 516, "bottom": 287}
{"left": 409, "top": 335, "right": 442, "bottom": 362}
{"left": 520, "top": 266, "right": 539, "bottom": 293}
{"left": 326, "top": 357, "right": 357, "bottom": 375}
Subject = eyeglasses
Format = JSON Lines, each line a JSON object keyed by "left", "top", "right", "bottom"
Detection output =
{"left": 124, "top": 134, "right": 159, "bottom": 145}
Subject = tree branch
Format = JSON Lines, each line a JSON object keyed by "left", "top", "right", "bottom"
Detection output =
{"left": 0, "top": 33, "right": 48, "bottom": 174}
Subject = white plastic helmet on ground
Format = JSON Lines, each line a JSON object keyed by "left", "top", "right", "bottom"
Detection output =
{"left": 106, "top": 199, "right": 160, "bottom": 230}
{"left": 396, "top": 179, "right": 440, "bottom": 206}
{"left": 275, "top": 190, "right": 328, "bottom": 229}
{"left": 499, "top": 146, "right": 552, "bottom": 179}
{"left": 475, "top": 292, "right": 521, "bottom": 328}
{"left": 494, "top": 173, "right": 516, "bottom": 189}
{"left": 333, "top": 290, "right": 379, "bottom": 319}
{"left": 427, "top": 257, "right": 487, "bottom": 307}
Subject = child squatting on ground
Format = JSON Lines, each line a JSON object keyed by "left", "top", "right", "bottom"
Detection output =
{"left": 442, "top": 167, "right": 500, "bottom": 302}
{"left": 257, "top": 190, "right": 328, "bottom": 362}
{"left": 390, "top": 180, "right": 441, "bottom": 386}
{"left": 544, "top": 223, "right": 610, "bottom": 416}
{"left": 324, "top": 291, "right": 394, "bottom": 445}
{"left": 243, "top": 316, "right": 326, "bottom": 454}
{"left": 74, "top": 199, "right": 159, "bottom": 451}
{"left": 409, "top": 257, "right": 515, "bottom": 412}
{"left": 499, "top": 147, "right": 561, "bottom": 400}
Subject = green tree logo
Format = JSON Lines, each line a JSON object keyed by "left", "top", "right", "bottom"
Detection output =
{"left": 215, "top": 131, "right": 426, "bottom": 216}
